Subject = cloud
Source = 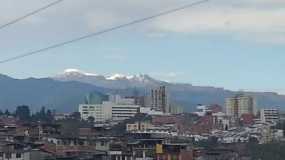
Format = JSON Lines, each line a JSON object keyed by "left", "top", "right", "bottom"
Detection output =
{"left": 68, "top": 0, "right": 285, "bottom": 44}
{"left": 150, "top": 3, "right": 285, "bottom": 43}
{"left": 0, "top": 0, "right": 284, "bottom": 44}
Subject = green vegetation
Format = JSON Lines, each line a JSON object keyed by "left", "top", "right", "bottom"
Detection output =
{"left": 56, "top": 118, "right": 91, "bottom": 137}
{"left": 31, "top": 106, "right": 54, "bottom": 122}
{"left": 247, "top": 142, "right": 285, "bottom": 160}
{"left": 2, "top": 106, "right": 54, "bottom": 122}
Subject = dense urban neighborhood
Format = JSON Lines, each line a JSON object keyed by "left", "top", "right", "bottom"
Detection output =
{"left": 0, "top": 85, "right": 283, "bottom": 160}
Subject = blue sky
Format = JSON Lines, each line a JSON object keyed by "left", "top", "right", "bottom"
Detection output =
{"left": 0, "top": 0, "right": 285, "bottom": 93}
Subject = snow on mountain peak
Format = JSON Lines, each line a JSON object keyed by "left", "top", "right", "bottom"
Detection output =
{"left": 63, "top": 68, "right": 98, "bottom": 76}
{"left": 128, "top": 74, "right": 153, "bottom": 82}
{"left": 106, "top": 73, "right": 154, "bottom": 82}
{"left": 55, "top": 69, "right": 160, "bottom": 86}
{"left": 106, "top": 74, "right": 127, "bottom": 80}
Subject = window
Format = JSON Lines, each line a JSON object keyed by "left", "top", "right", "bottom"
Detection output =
{"left": 16, "top": 153, "right": 22, "bottom": 158}
{"left": 5, "top": 153, "right": 11, "bottom": 159}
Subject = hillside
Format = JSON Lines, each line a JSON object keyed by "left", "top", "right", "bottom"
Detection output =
{"left": 0, "top": 70, "right": 285, "bottom": 112}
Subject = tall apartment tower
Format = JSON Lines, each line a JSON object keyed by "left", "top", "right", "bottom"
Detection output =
{"left": 225, "top": 94, "right": 255, "bottom": 118}
{"left": 151, "top": 86, "right": 168, "bottom": 113}
{"left": 260, "top": 108, "right": 279, "bottom": 123}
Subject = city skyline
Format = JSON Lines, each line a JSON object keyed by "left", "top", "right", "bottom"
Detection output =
{"left": 0, "top": 1, "right": 284, "bottom": 160}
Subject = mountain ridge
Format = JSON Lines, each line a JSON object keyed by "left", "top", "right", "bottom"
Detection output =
{"left": 53, "top": 69, "right": 166, "bottom": 89}
{"left": 0, "top": 70, "right": 284, "bottom": 112}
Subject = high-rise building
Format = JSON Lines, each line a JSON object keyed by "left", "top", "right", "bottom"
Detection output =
{"left": 151, "top": 86, "right": 168, "bottom": 113}
{"left": 225, "top": 94, "right": 255, "bottom": 118}
{"left": 260, "top": 108, "right": 279, "bottom": 123}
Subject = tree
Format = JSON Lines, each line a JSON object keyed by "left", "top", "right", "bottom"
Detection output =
{"left": 31, "top": 106, "right": 55, "bottom": 122}
{"left": 4, "top": 109, "right": 10, "bottom": 116}
{"left": 46, "top": 109, "right": 54, "bottom": 121}
{"left": 71, "top": 112, "right": 81, "bottom": 120}
{"left": 15, "top": 105, "right": 31, "bottom": 121}
{"left": 40, "top": 106, "right": 46, "bottom": 117}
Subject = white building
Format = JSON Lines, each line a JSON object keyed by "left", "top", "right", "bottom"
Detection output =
{"left": 260, "top": 108, "right": 279, "bottom": 123}
{"left": 79, "top": 95, "right": 139, "bottom": 122}
{"left": 79, "top": 102, "right": 112, "bottom": 122}
{"left": 109, "top": 95, "right": 140, "bottom": 121}
{"left": 126, "top": 122, "right": 178, "bottom": 136}
{"left": 112, "top": 104, "right": 139, "bottom": 121}
{"left": 194, "top": 105, "right": 212, "bottom": 117}
{"left": 139, "top": 107, "right": 164, "bottom": 116}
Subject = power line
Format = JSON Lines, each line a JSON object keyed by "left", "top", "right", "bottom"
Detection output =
{"left": 0, "top": 0, "right": 210, "bottom": 64}
{"left": 0, "top": 0, "right": 65, "bottom": 30}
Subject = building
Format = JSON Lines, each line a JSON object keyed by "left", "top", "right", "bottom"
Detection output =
{"left": 140, "top": 107, "right": 164, "bottom": 116}
{"left": 0, "top": 142, "right": 53, "bottom": 160}
{"left": 198, "top": 149, "right": 239, "bottom": 160}
{"left": 194, "top": 104, "right": 223, "bottom": 117}
{"left": 126, "top": 122, "right": 152, "bottom": 132}
{"left": 112, "top": 104, "right": 140, "bottom": 121}
{"left": 169, "top": 104, "right": 184, "bottom": 115}
{"left": 109, "top": 95, "right": 135, "bottom": 105}
{"left": 225, "top": 94, "right": 255, "bottom": 118}
{"left": 78, "top": 103, "right": 112, "bottom": 122}
{"left": 109, "top": 95, "right": 140, "bottom": 121}
{"left": 156, "top": 143, "right": 193, "bottom": 160}
{"left": 125, "top": 96, "right": 146, "bottom": 107}
{"left": 79, "top": 95, "right": 140, "bottom": 122}
{"left": 194, "top": 105, "right": 213, "bottom": 117}
{"left": 260, "top": 108, "right": 279, "bottom": 123}
{"left": 212, "top": 112, "right": 230, "bottom": 130}
{"left": 240, "top": 113, "right": 255, "bottom": 126}
{"left": 151, "top": 86, "right": 169, "bottom": 113}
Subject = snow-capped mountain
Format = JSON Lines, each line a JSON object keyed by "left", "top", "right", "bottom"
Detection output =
{"left": 1, "top": 70, "right": 285, "bottom": 112}
{"left": 53, "top": 69, "right": 164, "bottom": 89}
{"left": 62, "top": 69, "right": 99, "bottom": 77}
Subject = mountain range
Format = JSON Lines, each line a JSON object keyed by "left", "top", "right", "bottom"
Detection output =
{"left": 0, "top": 69, "right": 285, "bottom": 112}
{"left": 53, "top": 69, "right": 164, "bottom": 89}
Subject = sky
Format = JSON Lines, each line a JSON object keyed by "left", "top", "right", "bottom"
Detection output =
{"left": 0, "top": 0, "right": 285, "bottom": 93}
